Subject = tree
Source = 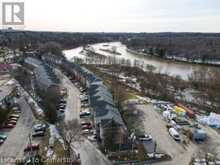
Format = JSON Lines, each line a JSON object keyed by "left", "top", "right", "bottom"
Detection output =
{"left": 158, "top": 48, "right": 166, "bottom": 58}
{"left": 146, "top": 64, "right": 156, "bottom": 72}
{"left": 103, "top": 120, "right": 119, "bottom": 152}
{"left": 149, "top": 47, "right": 153, "bottom": 55}
{"left": 0, "top": 107, "right": 9, "bottom": 125}
{"left": 38, "top": 86, "right": 61, "bottom": 124}
{"left": 39, "top": 41, "right": 63, "bottom": 56}
{"left": 59, "top": 119, "right": 81, "bottom": 160}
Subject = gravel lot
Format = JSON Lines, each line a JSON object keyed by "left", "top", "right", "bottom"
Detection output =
{"left": 136, "top": 104, "right": 197, "bottom": 165}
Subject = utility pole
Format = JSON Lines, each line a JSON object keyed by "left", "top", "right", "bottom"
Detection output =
{"left": 28, "top": 133, "right": 35, "bottom": 165}
{"left": 153, "top": 141, "right": 157, "bottom": 158}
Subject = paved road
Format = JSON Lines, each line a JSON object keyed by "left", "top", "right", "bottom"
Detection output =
{"left": 0, "top": 96, "right": 35, "bottom": 163}
{"left": 137, "top": 104, "right": 197, "bottom": 165}
{"left": 55, "top": 69, "right": 80, "bottom": 122}
{"left": 73, "top": 140, "right": 112, "bottom": 165}
{"left": 63, "top": 75, "right": 80, "bottom": 122}
{"left": 56, "top": 70, "right": 112, "bottom": 165}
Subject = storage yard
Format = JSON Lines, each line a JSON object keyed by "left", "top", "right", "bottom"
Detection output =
{"left": 131, "top": 98, "right": 220, "bottom": 165}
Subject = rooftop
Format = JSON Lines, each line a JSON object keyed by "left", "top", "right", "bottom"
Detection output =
{"left": 0, "top": 76, "right": 15, "bottom": 102}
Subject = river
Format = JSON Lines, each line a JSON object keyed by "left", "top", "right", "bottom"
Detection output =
{"left": 63, "top": 42, "right": 220, "bottom": 80}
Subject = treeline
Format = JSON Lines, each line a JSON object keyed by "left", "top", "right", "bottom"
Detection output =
{"left": 93, "top": 64, "right": 220, "bottom": 113}
{"left": 0, "top": 30, "right": 121, "bottom": 50}
{"left": 123, "top": 33, "right": 220, "bottom": 62}
{"left": 2, "top": 30, "right": 220, "bottom": 62}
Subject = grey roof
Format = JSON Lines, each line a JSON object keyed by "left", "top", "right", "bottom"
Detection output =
{"left": 60, "top": 60, "right": 125, "bottom": 128}
{"left": 24, "top": 57, "right": 42, "bottom": 68}
{"left": 95, "top": 104, "right": 124, "bottom": 127}
{"left": 88, "top": 83, "right": 125, "bottom": 127}
{"left": 0, "top": 84, "right": 14, "bottom": 102}
{"left": 25, "top": 57, "right": 58, "bottom": 90}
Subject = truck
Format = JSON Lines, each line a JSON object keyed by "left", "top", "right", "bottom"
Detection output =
{"left": 192, "top": 129, "right": 206, "bottom": 141}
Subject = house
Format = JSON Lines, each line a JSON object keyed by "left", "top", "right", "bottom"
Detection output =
{"left": 88, "top": 83, "right": 127, "bottom": 148}
{"left": 41, "top": 53, "right": 65, "bottom": 66}
{"left": 0, "top": 64, "right": 13, "bottom": 74}
{"left": 0, "top": 78, "right": 16, "bottom": 109}
{"left": 41, "top": 56, "right": 128, "bottom": 149}
{"left": 24, "top": 57, "right": 61, "bottom": 93}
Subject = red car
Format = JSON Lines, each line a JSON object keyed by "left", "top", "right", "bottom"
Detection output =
{"left": 81, "top": 122, "right": 91, "bottom": 127}
{"left": 3, "top": 123, "right": 15, "bottom": 129}
{"left": 6, "top": 120, "right": 17, "bottom": 125}
{"left": 24, "top": 144, "right": 40, "bottom": 152}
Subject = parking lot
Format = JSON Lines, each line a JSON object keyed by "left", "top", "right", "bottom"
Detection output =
{"left": 0, "top": 96, "right": 35, "bottom": 160}
{"left": 136, "top": 104, "right": 198, "bottom": 165}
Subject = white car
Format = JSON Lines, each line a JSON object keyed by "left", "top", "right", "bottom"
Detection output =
{"left": 87, "top": 135, "right": 97, "bottom": 142}
{"left": 33, "top": 123, "right": 46, "bottom": 131}
{"left": 169, "top": 128, "right": 181, "bottom": 141}
{"left": 82, "top": 129, "right": 90, "bottom": 135}
{"left": 138, "top": 134, "right": 152, "bottom": 141}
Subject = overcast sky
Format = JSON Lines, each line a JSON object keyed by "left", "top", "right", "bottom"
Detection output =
{"left": 23, "top": 0, "right": 220, "bottom": 32}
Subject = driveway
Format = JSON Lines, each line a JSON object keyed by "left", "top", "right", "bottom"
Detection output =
{"left": 73, "top": 140, "right": 112, "bottom": 165}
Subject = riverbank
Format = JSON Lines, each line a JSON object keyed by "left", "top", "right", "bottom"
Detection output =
{"left": 127, "top": 48, "right": 220, "bottom": 67}
{"left": 64, "top": 42, "right": 220, "bottom": 80}
{"left": 84, "top": 64, "right": 220, "bottom": 114}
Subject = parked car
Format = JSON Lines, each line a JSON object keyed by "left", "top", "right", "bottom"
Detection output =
{"left": 6, "top": 120, "right": 17, "bottom": 125}
{"left": 80, "top": 89, "right": 87, "bottom": 93}
{"left": 81, "top": 98, "right": 88, "bottom": 102}
{"left": 58, "top": 105, "right": 66, "bottom": 109}
{"left": 81, "top": 104, "right": 89, "bottom": 108}
{"left": 81, "top": 121, "right": 91, "bottom": 126}
{"left": 74, "top": 82, "right": 80, "bottom": 87}
{"left": 12, "top": 106, "right": 20, "bottom": 111}
{"left": 32, "top": 131, "right": 45, "bottom": 137}
{"left": 169, "top": 128, "right": 181, "bottom": 141}
{"left": 33, "top": 123, "right": 46, "bottom": 132}
{"left": 0, "top": 133, "right": 7, "bottom": 140}
{"left": 24, "top": 144, "right": 40, "bottom": 152}
{"left": 59, "top": 100, "right": 67, "bottom": 104}
{"left": 59, "top": 109, "right": 65, "bottom": 113}
{"left": 80, "top": 111, "right": 91, "bottom": 118}
{"left": 9, "top": 114, "right": 19, "bottom": 118}
{"left": 82, "top": 129, "right": 90, "bottom": 135}
{"left": 13, "top": 110, "right": 21, "bottom": 114}
{"left": 8, "top": 117, "right": 18, "bottom": 122}
{"left": 59, "top": 102, "right": 66, "bottom": 106}
{"left": 138, "top": 134, "right": 152, "bottom": 141}
{"left": 80, "top": 94, "right": 88, "bottom": 98}
{"left": 87, "top": 135, "right": 97, "bottom": 142}
{"left": 3, "top": 123, "right": 15, "bottom": 129}
{"left": 82, "top": 125, "right": 92, "bottom": 130}
{"left": 0, "top": 139, "right": 4, "bottom": 145}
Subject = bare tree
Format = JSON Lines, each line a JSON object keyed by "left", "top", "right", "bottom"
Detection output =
{"left": 59, "top": 119, "right": 81, "bottom": 162}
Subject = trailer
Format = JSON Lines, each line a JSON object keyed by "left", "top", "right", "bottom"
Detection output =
{"left": 177, "top": 103, "right": 195, "bottom": 118}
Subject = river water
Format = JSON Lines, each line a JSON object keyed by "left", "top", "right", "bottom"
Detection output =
{"left": 63, "top": 42, "right": 219, "bottom": 80}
